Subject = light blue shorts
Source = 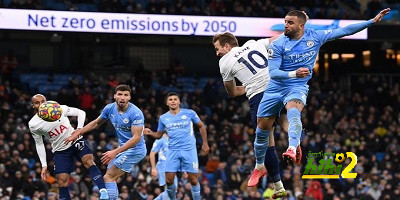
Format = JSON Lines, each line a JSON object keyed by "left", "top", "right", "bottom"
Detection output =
{"left": 165, "top": 148, "right": 198, "bottom": 173}
{"left": 258, "top": 82, "right": 309, "bottom": 117}
{"left": 108, "top": 148, "right": 146, "bottom": 172}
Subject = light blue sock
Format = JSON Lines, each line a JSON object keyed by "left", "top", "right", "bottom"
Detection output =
{"left": 287, "top": 108, "right": 302, "bottom": 147}
{"left": 254, "top": 127, "right": 270, "bottom": 164}
{"left": 166, "top": 184, "right": 177, "bottom": 200}
{"left": 59, "top": 187, "right": 71, "bottom": 200}
{"left": 105, "top": 182, "right": 118, "bottom": 200}
{"left": 191, "top": 183, "right": 201, "bottom": 200}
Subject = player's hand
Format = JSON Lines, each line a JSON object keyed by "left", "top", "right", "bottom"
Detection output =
{"left": 143, "top": 128, "right": 152, "bottom": 136}
{"left": 64, "top": 129, "right": 81, "bottom": 144}
{"left": 64, "top": 134, "right": 78, "bottom": 145}
{"left": 151, "top": 168, "right": 158, "bottom": 178}
{"left": 296, "top": 67, "right": 310, "bottom": 78}
{"left": 373, "top": 8, "right": 390, "bottom": 23}
{"left": 41, "top": 166, "right": 48, "bottom": 181}
{"left": 101, "top": 150, "right": 118, "bottom": 165}
{"left": 202, "top": 143, "right": 210, "bottom": 155}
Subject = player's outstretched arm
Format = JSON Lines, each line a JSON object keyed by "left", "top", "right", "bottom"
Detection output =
{"left": 197, "top": 121, "right": 210, "bottom": 155}
{"left": 64, "top": 116, "right": 107, "bottom": 144}
{"left": 144, "top": 128, "right": 164, "bottom": 139}
{"left": 321, "top": 8, "right": 390, "bottom": 41}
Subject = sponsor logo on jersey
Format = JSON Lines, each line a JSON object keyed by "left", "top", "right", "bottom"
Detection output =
{"left": 48, "top": 125, "right": 68, "bottom": 138}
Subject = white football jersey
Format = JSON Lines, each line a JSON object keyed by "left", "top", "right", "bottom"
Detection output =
{"left": 29, "top": 105, "right": 83, "bottom": 153}
{"left": 219, "top": 38, "right": 271, "bottom": 99}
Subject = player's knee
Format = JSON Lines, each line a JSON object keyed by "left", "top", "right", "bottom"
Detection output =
{"left": 103, "top": 173, "right": 113, "bottom": 182}
{"left": 189, "top": 178, "right": 198, "bottom": 186}
{"left": 81, "top": 154, "right": 95, "bottom": 168}
{"left": 165, "top": 179, "right": 174, "bottom": 186}
{"left": 257, "top": 118, "right": 274, "bottom": 130}
{"left": 56, "top": 175, "right": 69, "bottom": 187}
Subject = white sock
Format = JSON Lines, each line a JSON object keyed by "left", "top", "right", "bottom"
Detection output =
{"left": 255, "top": 163, "right": 265, "bottom": 170}
{"left": 274, "top": 181, "right": 284, "bottom": 191}
{"left": 288, "top": 146, "right": 296, "bottom": 154}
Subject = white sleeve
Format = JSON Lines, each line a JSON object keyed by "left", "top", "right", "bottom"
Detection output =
{"left": 32, "top": 132, "right": 47, "bottom": 167}
{"left": 62, "top": 105, "right": 86, "bottom": 129}
{"left": 258, "top": 38, "right": 270, "bottom": 48}
{"left": 219, "top": 62, "right": 234, "bottom": 82}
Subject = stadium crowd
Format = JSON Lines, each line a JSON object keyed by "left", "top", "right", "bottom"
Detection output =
{"left": 0, "top": 0, "right": 399, "bottom": 20}
{"left": 0, "top": 59, "right": 399, "bottom": 200}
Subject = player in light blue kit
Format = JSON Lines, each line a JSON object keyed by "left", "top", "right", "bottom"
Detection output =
{"left": 65, "top": 84, "right": 147, "bottom": 200}
{"left": 150, "top": 133, "right": 178, "bottom": 200}
{"left": 145, "top": 92, "right": 210, "bottom": 200}
{"left": 258, "top": 8, "right": 390, "bottom": 164}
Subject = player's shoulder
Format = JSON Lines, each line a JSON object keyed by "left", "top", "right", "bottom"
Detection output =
{"left": 60, "top": 105, "right": 70, "bottom": 114}
{"left": 272, "top": 34, "right": 287, "bottom": 44}
{"left": 104, "top": 102, "right": 116, "bottom": 110}
{"left": 181, "top": 108, "right": 192, "bottom": 113}
{"left": 182, "top": 108, "right": 197, "bottom": 115}
{"left": 128, "top": 103, "right": 143, "bottom": 113}
{"left": 28, "top": 115, "right": 40, "bottom": 128}
{"left": 160, "top": 111, "right": 170, "bottom": 119}
{"left": 304, "top": 29, "right": 319, "bottom": 36}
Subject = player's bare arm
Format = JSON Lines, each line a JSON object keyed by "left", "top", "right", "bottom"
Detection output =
{"left": 64, "top": 116, "right": 107, "bottom": 144}
{"left": 197, "top": 121, "right": 210, "bottom": 155}
{"left": 144, "top": 128, "right": 164, "bottom": 139}
{"left": 223, "top": 80, "right": 246, "bottom": 97}
{"left": 149, "top": 151, "right": 158, "bottom": 177}
{"left": 101, "top": 125, "right": 143, "bottom": 164}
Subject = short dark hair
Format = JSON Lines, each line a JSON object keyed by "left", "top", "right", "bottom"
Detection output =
{"left": 115, "top": 84, "right": 131, "bottom": 94}
{"left": 286, "top": 10, "right": 307, "bottom": 24}
{"left": 213, "top": 32, "right": 239, "bottom": 47}
{"left": 166, "top": 92, "right": 180, "bottom": 100}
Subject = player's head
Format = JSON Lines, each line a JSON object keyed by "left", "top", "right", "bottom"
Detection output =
{"left": 213, "top": 32, "right": 238, "bottom": 57}
{"left": 284, "top": 10, "right": 307, "bottom": 38}
{"left": 165, "top": 92, "right": 180, "bottom": 110}
{"left": 31, "top": 94, "right": 46, "bottom": 113}
{"left": 114, "top": 84, "right": 131, "bottom": 109}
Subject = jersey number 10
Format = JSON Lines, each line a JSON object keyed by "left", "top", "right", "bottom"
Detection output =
{"left": 238, "top": 50, "right": 268, "bottom": 75}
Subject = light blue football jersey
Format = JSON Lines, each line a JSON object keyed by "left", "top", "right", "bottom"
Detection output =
{"left": 151, "top": 136, "right": 169, "bottom": 168}
{"left": 100, "top": 102, "right": 146, "bottom": 152}
{"left": 267, "top": 20, "right": 373, "bottom": 86}
{"left": 157, "top": 108, "right": 200, "bottom": 151}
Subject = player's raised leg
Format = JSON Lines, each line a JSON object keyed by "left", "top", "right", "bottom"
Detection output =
{"left": 283, "top": 98, "right": 305, "bottom": 164}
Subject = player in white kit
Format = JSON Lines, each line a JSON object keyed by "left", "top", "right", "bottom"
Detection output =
{"left": 213, "top": 32, "right": 293, "bottom": 198}
{"left": 29, "top": 94, "right": 109, "bottom": 200}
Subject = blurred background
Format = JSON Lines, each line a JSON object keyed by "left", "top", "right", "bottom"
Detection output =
{"left": 0, "top": 0, "right": 399, "bottom": 200}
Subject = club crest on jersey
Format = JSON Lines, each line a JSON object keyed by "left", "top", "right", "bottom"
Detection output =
{"left": 123, "top": 118, "right": 129, "bottom": 124}
{"left": 267, "top": 48, "right": 274, "bottom": 58}
{"left": 181, "top": 115, "right": 187, "bottom": 119}
{"left": 307, "top": 40, "right": 314, "bottom": 47}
